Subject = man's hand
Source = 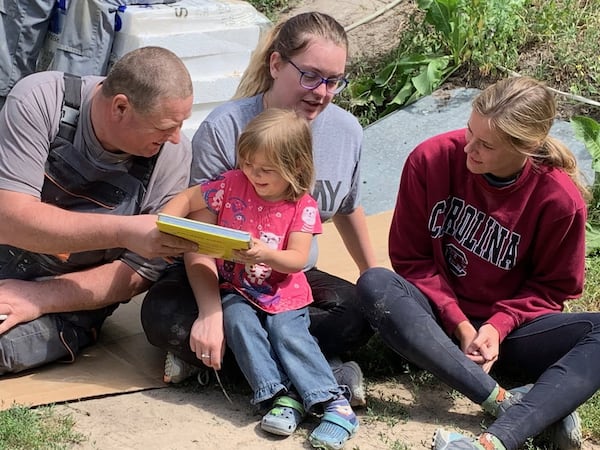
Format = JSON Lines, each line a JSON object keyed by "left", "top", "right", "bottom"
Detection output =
{"left": 0, "top": 279, "right": 44, "bottom": 334}
{"left": 118, "top": 215, "right": 198, "bottom": 259}
{"left": 0, "top": 191, "right": 199, "bottom": 258}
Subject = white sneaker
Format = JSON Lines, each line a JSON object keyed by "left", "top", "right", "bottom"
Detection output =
{"left": 332, "top": 360, "right": 367, "bottom": 407}
{"left": 163, "top": 351, "right": 199, "bottom": 384}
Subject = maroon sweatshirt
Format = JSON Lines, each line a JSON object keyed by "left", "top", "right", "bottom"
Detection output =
{"left": 389, "top": 129, "right": 587, "bottom": 341}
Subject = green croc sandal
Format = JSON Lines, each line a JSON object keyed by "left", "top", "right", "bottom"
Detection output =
{"left": 261, "top": 395, "right": 305, "bottom": 436}
{"left": 309, "top": 411, "right": 359, "bottom": 449}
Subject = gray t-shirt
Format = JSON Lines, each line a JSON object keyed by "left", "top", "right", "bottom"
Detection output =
{"left": 191, "top": 94, "right": 364, "bottom": 268}
{"left": 0, "top": 71, "right": 192, "bottom": 281}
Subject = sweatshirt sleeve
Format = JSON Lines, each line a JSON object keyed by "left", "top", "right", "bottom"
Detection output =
{"left": 389, "top": 151, "right": 469, "bottom": 336}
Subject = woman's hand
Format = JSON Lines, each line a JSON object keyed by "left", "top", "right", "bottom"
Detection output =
{"left": 189, "top": 313, "right": 225, "bottom": 370}
{"left": 455, "top": 320, "right": 477, "bottom": 354}
{"left": 455, "top": 320, "right": 499, "bottom": 372}
{"left": 466, "top": 324, "right": 500, "bottom": 373}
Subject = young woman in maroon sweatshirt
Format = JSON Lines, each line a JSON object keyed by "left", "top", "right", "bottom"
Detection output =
{"left": 358, "top": 76, "right": 599, "bottom": 450}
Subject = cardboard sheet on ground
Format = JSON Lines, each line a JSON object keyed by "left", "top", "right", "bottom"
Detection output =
{"left": 316, "top": 210, "right": 393, "bottom": 282}
{"left": 0, "top": 210, "right": 393, "bottom": 410}
{"left": 0, "top": 296, "right": 165, "bottom": 410}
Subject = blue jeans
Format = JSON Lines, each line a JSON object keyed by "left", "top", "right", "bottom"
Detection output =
{"left": 357, "top": 267, "right": 600, "bottom": 450}
{"left": 222, "top": 293, "right": 345, "bottom": 412}
{"left": 141, "top": 263, "right": 371, "bottom": 364}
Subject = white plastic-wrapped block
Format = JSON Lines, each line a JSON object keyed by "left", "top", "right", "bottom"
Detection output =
{"left": 184, "top": 74, "right": 243, "bottom": 135}
{"left": 115, "top": 0, "right": 269, "bottom": 35}
{"left": 112, "top": 21, "right": 267, "bottom": 59}
{"left": 110, "top": 0, "right": 271, "bottom": 140}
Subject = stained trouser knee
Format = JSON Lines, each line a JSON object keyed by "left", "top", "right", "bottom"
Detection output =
{"left": 140, "top": 293, "right": 171, "bottom": 348}
{"left": 308, "top": 267, "right": 375, "bottom": 356}
{"left": 356, "top": 267, "right": 397, "bottom": 318}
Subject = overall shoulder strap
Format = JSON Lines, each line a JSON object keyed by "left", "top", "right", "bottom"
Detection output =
{"left": 58, "top": 73, "right": 82, "bottom": 143}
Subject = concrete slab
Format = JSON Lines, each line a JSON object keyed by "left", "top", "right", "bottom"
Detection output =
{"left": 360, "top": 87, "right": 593, "bottom": 215}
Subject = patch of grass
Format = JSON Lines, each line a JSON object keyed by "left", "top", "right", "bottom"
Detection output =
{"left": 363, "top": 392, "right": 410, "bottom": 427}
{"left": 579, "top": 390, "right": 600, "bottom": 442}
{"left": 523, "top": 0, "right": 600, "bottom": 113}
{"left": 577, "top": 254, "right": 600, "bottom": 312}
{"left": 575, "top": 253, "right": 600, "bottom": 443}
{"left": 387, "top": 441, "right": 411, "bottom": 450}
{"left": 361, "top": 387, "right": 411, "bottom": 449}
{"left": 0, "top": 404, "right": 85, "bottom": 450}
{"left": 374, "top": 432, "right": 411, "bottom": 450}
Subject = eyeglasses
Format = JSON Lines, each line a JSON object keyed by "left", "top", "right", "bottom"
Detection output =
{"left": 286, "top": 59, "right": 348, "bottom": 94}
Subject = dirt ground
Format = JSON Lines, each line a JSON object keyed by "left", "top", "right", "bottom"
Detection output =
{"left": 281, "top": 0, "right": 413, "bottom": 62}
{"left": 57, "top": 375, "right": 486, "bottom": 450}
{"left": 51, "top": 2, "right": 597, "bottom": 450}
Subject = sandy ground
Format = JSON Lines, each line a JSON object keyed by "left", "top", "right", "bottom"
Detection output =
{"left": 55, "top": 370, "right": 600, "bottom": 450}
{"left": 57, "top": 376, "right": 487, "bottom": 450}
{"left": 51, "top": 2, "right": 599, "bottom": 450}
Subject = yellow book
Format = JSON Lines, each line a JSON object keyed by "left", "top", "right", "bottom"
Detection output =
{"left": 156, "top": 213, "right": 252, "bottom": 261}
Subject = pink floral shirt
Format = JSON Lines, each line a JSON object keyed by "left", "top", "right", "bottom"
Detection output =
{"left": 201, "top": 170, "right": 322, "bottom": 313}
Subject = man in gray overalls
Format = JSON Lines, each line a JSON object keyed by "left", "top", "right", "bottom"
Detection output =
{"left": 0, "top": 46, "right": 198, "bottom": 374}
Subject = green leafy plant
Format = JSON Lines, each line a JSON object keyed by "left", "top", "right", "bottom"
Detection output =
{"left": 344, "top": 0, "right": 528, "bottom": 123}
{"left": 572, "top": 116, "right": 600, "bottom": 174}
{"left": 348, "top": 54, "right": 453, "bottom": 117}
{"left": 572, "top": 116, "right": 600, "bottom": 254}
{"left": 418, "top": 0, "right": 469, "bottom": 67}
{"left": 418, "top": 0, "right": 528, "bottom": 78}
{"left": 245, "top": 0, "right": 290, "bottom": 20}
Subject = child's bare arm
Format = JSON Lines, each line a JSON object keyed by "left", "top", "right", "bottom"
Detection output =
{"left": 161, "top": 185, "right": 207, "bottom": 218}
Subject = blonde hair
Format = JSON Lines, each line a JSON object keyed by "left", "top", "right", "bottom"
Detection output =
{"left": 101, "top": 46, "right": 192, "bottom": 114}
{"left": 234, "top": 12, "right": 348, "bottom": 99}
{"left": 473, "top": 76, "right": 590, "bottom": 200}
{"left": 237, "top": 108, "right": 314, "bottom": 201}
